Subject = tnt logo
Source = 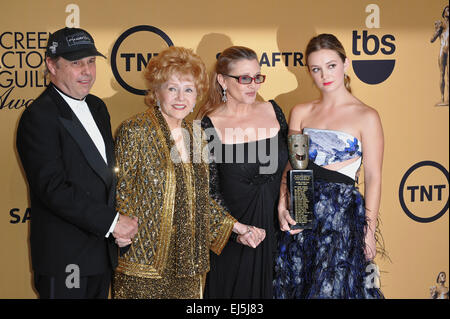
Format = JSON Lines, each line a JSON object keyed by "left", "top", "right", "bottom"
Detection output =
{"left": 399, "top": 161, "right": 449, "bottom": 223}
{"left": 111, "top": 25, "right": 173, "bottom": 95}
{"left": 352, "top": 4, "right": 396, "bottom": 85}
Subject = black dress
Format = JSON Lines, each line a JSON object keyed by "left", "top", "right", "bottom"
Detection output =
{"left": 202, "top": 100, "right": 288, "bottom": 298}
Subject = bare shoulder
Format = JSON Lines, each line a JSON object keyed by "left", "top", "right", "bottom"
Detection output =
{"left": 348, "top": 100, "right": 383, "bottom": 142}
{"left": 291, "top": 101, "right": 316, "bottom": 113}
{"left": 287, "top": 101, "right": 317, "bottom": 133}
{"left": 290, "top": 101, "right": 316, "bottom": 119}
{"left": 350, "top": 99, "right": 381, "bottom": 125}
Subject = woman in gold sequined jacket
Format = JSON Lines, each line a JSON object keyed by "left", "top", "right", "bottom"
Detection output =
{"left": 111, "top": 46, "right": 266, "bottom": 299}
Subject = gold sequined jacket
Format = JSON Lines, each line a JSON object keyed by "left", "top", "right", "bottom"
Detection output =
{"left": 114, "top": 107, "right": 236, "bottom": 279}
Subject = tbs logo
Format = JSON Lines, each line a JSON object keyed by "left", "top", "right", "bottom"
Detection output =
{"left": 352, "top": 4, "right": 396, "bottom": 85}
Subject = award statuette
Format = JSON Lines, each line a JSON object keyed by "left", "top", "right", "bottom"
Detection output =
{"left": 287, "top": 134, "right": 314, "bottom": 230}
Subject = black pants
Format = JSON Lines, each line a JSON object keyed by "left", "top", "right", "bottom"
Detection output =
{"left": 34, "top": 270, "right": 112, "bottom": 299}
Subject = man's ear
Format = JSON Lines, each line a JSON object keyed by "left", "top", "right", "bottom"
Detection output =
{"left": 45, "top": 57, "right": 58, "bottom": 76}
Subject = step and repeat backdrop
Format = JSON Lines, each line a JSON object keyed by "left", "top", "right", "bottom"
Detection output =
{"left": 1, "top": 0, "right": 448, "bottom": 298}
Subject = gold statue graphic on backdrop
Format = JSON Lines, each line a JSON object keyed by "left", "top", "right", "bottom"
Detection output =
{"left": 430, "top": 5, "right": 449, "bottom": 106}
{"left": 430, "top": 271, "right": 449, "bottom": 299}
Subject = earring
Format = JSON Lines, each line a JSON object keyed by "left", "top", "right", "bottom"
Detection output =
{"left": 156, "top": 100, "right": 161, "bottom": 109}
{"left": 222, "top": 88, "right": 227, "bottom": 103}
{"left": 190, "top": 103, "right": 196, "bottom": 113}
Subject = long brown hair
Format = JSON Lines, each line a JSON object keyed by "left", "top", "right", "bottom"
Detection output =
{"left": 196, "top": 46, "right": 258, "bottom": 119}
{"left": 305, "top": 34, "right": 351, "bottom": 93}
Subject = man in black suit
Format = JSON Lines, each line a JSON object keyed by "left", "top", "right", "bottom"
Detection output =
{"left": 16, "top": 27, "right": 138, "bottom": 299}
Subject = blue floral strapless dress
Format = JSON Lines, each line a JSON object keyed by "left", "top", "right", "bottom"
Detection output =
{"left": 273, "top": 128, "right": 384, "bottom": 299}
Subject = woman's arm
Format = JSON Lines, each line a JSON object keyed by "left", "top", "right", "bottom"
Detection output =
{"left": 360, "top": 107, "right": 384, "bottom": 260}
{"left": 278, "top": 161, "right": 296, "bottom": 232}
{"left": 277, "top": 104, "right": 305, "bottom": 234}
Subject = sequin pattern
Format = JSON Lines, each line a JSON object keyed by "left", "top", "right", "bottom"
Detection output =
{"left": 112, "top": 108, "right": 236, "bottom": 298}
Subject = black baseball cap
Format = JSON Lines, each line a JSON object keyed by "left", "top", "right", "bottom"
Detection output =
{"left": 45, "top": 27, "right": 106, "bottom": 61}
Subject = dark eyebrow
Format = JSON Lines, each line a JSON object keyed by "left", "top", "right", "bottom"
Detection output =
{"left": 310, "top": 59, "right": 338, "bottom": 68}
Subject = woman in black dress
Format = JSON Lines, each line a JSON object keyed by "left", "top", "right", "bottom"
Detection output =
{"left": 198, "top": 46, "right": 288, "bottom": 298}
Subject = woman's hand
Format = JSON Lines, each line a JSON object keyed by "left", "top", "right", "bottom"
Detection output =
{"left": 278, "top": 206, "right": 302, "bottom": 235}
{"left": 364, "top": 228, "right": 377, "bottom": 261}
{"left": 277, "top": 180, "right": 303, "bottom": 235}
{"left": 233, "top": 222, "right": 266, "bottom": 248}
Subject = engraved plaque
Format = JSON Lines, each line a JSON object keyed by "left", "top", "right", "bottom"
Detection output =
{"left": 287, "top": 170, "right": 314, "bottom": 229}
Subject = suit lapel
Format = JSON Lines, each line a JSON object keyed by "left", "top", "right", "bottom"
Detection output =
{"left": 49, "top": 86, "right": 113, "bottom": 189}
{"left": 85, "top": 96, "right": 115, "bottom": 170}
{"left": 85, "top": 96, "right": 117, "bottom": 208}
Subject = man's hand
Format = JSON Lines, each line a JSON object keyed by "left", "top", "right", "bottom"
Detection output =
{"left": 115, "top": 237, "right": 133, "bottom": 247}
{"left": 113, "top": 215, "right": 138, "bottom": 241}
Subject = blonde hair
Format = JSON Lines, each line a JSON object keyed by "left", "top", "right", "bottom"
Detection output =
{"left": 197, "top": 46, "right": 258, "bottom": 119}
{"left": 305, "top": 33, "right": 351, "bottom": 93}
{"left": 144, "top": 46, "right": 208, "bottom": 107}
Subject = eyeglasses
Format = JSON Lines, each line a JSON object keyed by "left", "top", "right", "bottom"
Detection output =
{"left": 224, "top": 74, "right": 266, "bottom": 84}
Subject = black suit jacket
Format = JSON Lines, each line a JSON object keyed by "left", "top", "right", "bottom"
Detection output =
{"left": 16, "top": 84, "right": 118, "bottom": 276}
